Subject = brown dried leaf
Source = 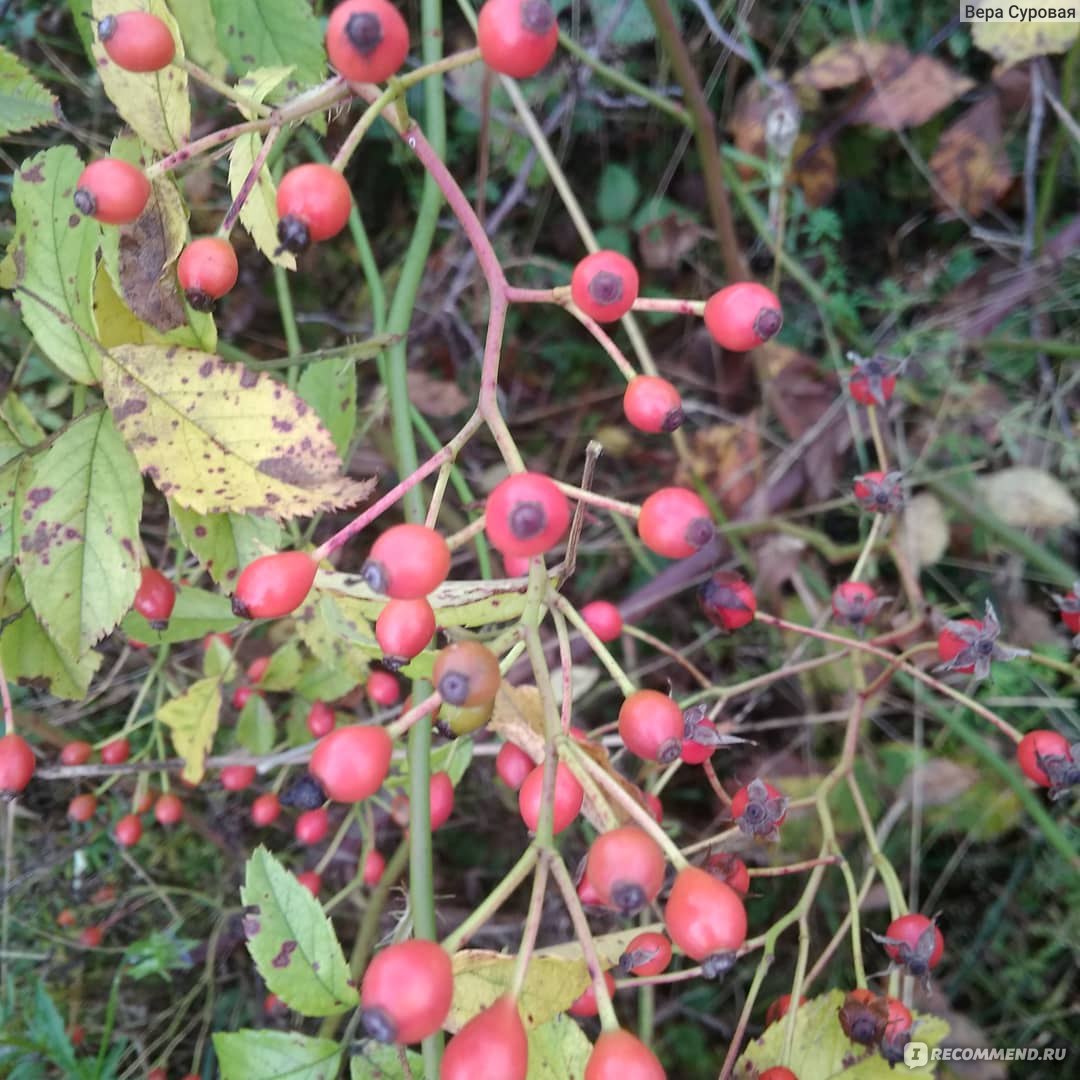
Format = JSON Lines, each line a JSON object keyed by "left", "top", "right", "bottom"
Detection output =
{"left": 791, "top": 134, "right": 838, "bottom": 208}
{"left": 763, "top": 350, "right": 845, "bottom": 501}
{"left": 854, "top": 55, "right": 975, "bottom": 130}
{"left": 900, "top": 758, "right": 978, "bottom": 806}
{"left": 117, "top": 177, "right": 188, "bottom": 332}
{"left": 489, "top": 685, "right": 644, "bottom": 830}
{"left": 930, "top": 95, "right": 1012, "bottom": 216}
{"left": 636, "top": 211, "right": 705, "bottom": 271}
{"left": 406, "top": 369, "right": 470, "bottom": 418}
{"left": 897, "top": 492, "right": 950, "bottom": 572}
{"left": 792, "top": 40, "right": 908, "bottom": 91}
{"left": 675, "top": 417, "right": 761, "bottom": 517}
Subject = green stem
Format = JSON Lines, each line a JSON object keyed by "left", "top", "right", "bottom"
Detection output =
{"left": 441, "top": 845, "right": 540, "bottom": 952}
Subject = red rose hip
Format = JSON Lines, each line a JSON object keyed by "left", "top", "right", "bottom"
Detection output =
{"left": 571, "top": 250, "right": 640, "bottom": 323}
{"left": 0, "top": 734, "right": 35, "bottom": 793}
{"left": 74, "top": 159, "right": 150, "bottom": 225}
{"left": 704, "top": 282, "right": 782, "bottom": 351}
{"left": 326, "top": 0, "right": 410, "bottom": 84}
{"left": 276, "top": 163, "right": 352, "bottom": 254}
{"left": 177, "top": 237, "right": 239, "bottom": 311}
{"left": 310, "top": 725, "right": 393, "bottom": 802}
{"left": 97, "top": 11, "right": 175, "bottom": 71}
{"left": 477, "top": 0, "right": 559, "bottom": 79}
{"left": 361, "top": 939, "right": 453, "bottom": 1043}
{"left": 623, "top": 375, "right": 683, "bottom": 433}
{"left": 232, "top": 551, "right": 317, "bottom": 619}
{"left": 485, "top": 472, "right": 570, "bottom": 558}
{"left": 637, "top": 487, "right": 714, "bottom": 558}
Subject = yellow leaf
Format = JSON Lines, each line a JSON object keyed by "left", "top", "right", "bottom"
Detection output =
{"left": 102, "top": 345, "right": 374, "bottom": 520}
{"left": 448, "top": 951, "right": 591, "bottom": 1032}
{"left": 91, "top": 0, "right": 190, "bottom": 153}
{"left": 976, "top": 466, "right": 1079, "bottom": 528}
{"left": 158, "top": 676, "right": 221, "bottom": 783}
{"left": 972, "top": 20, "right": 1079, "bottom": 66}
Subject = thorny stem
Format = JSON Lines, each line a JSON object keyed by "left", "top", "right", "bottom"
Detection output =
{"left": 219, "top": 125, "right": 280, "bottom": 237}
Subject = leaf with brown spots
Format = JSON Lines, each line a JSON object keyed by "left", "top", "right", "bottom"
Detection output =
{"left": 930, "top": 95, "right": 1013, "bottom": 217}
{"left": 15, "top": 410, "right": 143, "bottom": 658}
{"left": 102, "top": 345, "right": 373, "bottom": 520}
{"left": 157, "top": 675, "right": 221, "bottom": 784}
{"left": 0, "top": 569, "right": 101, "bottom": 701}
{"left": 240, "top": 846, "right": 357, "bottom": 1017}
{"left": 91, "top": 0, "right": 190, "bottom": 153}
{"left": 5, "top": 146, "right": 101, "bottom": 384}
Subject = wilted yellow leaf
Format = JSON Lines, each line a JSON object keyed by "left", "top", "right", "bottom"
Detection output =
{"left": 792, "top": 40, "right": 908, "bottom": 90}
{"left": 897, "top": 492, "right": 950, "bottom": 571}
{"left": 158, "top": 676, "right": 222, "bottom": 783}
{"left": 448, "top": 951, "right": 591, "bottom": 1032}
{"left": 972, "top": 20, "right": 1079, "bottom": 66}
{"left": 102, "top": 345, "right": 373, "bottom": 520}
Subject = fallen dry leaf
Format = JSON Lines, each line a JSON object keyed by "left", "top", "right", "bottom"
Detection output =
{"left": 636, "top": 211, "right": 704, "bottom": 271}
{"left": 407, "top": 369, "right": 470, "bottom": 417}
{"left": 790, "top": 133, "right": 838, "bottom": 208}
{"left": 763, "top": 351, "right": 846, "bottom": 501}
{"left": 972, "top": 20, "right": 1079, "bottom": 67}
{"left": 901, "top": 758, "right": 978, "bottom": 806}
{"left": 792, "top": 39, "right": 908, "bottom": 91}
{"left": 675, "top": 416, "right": 762, "bottom": 517}
{"left": 853, "top": 54, "right": 975, "bottom": 130}
{"left": 976, "top": 467, "right": 1079, "bottom": 528}
{"left": 897, "top": 492, "right": 950, "bottom": 572}
{"left": 930, "top": 95, "right": 1012, "bottom": 216}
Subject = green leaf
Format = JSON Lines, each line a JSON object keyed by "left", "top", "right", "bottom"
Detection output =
{"left": 240, "top": 846, "right": 358, "bottom": 1016}
{"left": 203, "top": 632, "right": 238, "bottom": 679}
{"left": 124, "top": 929, "right": 197, "bottom": 981}
{"left": 4, "top": 147, "right": 102, "bottom": 384}
{"left": 596, "top": 163, "right": 640, "bottom": 224}
{"left": 430, "top": 738, "right": 473, "bottom": 787}
{"left": 295, "top": 593, "right": 371, "bottom": 683}
{"left": 28, "top": 981, "right": 77, "bottom": 1076}
{"left": 15, "top": 410, "right": 143, "bottom": 657}
{"left": 91, "top": 0, "right": 190, "bottom": 152}
{"left": 213, "top": 1030, "right": 342, "bottom": 1080}
{"left": 526, "top": 1014, "right": 592, "bottom": 1079}
{"left": 0, "top": 570, "right": 101, "bottom": 700}
{"left": 228, "top": 67, "right": 296, "bottom": 270}
{"left": 0, "top": 46, "right": 58, "bottom": 137}
{"left": 172, "top": 502, "right": 284, "bottom": 590}
{"left": 212, "top": 0, "right": 326, "bottom": 94}
{"left": 351, "top": 1046, "right": 424, "bottom": 1078}
{"left": 122, "top": 585, "right": 241, "bottom": 644}
{"left": 0, "top": 455, "right": 32, "bottom": 562}
{"left": 259, "top": 639, "right": 303, "bottom": 691}
{"left": 297, "top": 358, "right": 358, "bottom": 459}
{"left": 735, "top": 991, "right": 950, "bottom": 1079}
{"left": 294, "top": 661, "right": 361, "bottom": 703}
{"left": 157, "top": 676, "right": 222, "bottom": 783}
{"left": 102, "top": 346, "right": 375, "bottom": 521}
{"left": 237, "top": 693, "right": 276, "bottom": 755}
{"left": 592, "top": 0, "right": 657, "bottom": 47}
{"left": 168, "top": 0, "right": 229, "bottom": 76}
